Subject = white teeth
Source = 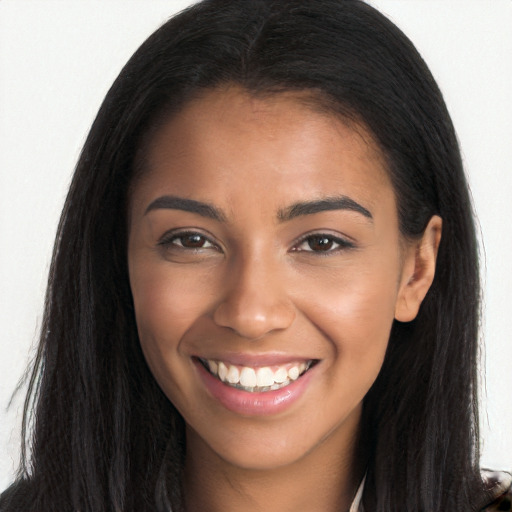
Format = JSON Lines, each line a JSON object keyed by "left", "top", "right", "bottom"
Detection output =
{"left": 203, "top": 358, "right": 314, "bottom": 392}
{"left": 270, "top": 382, "right": 286, "bottom": 390}
{"left": 288, "top": 366, "right": 300, "bottom": 381}
{"left": 227, "top": 365, "right": 240, "bottom": 384}
{"left": 218, "top": 361, "right": 228, "bottom": 382}
{"left": 209, "top": 360, "right": 218, "bottom": 374}
{"left": 273, "top": 367, "right": 288, "bottom": 383}
{"left": 256, "top": 367, "right": 274, "bottom": 387}
{"left": 239, "top": 367, "right": 257, "bottom": 387}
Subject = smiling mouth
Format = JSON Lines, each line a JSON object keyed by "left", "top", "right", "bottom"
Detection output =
{"left": 197, "top": 358, "right": 318, "bottom": 393}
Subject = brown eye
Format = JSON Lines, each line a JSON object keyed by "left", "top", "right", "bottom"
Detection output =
{"left": 292, "top": 233, "right": 354, "bottom": 254}
{"left": 180, "top": 233, "right": 208, "bottom": 248}
{"left": 158, "top": 231, "right": 217, "bottom": 251}
{"left": 307, "top": 235, "right": 334, "bottom": 251}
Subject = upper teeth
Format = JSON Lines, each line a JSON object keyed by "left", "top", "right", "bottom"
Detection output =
{"left": 203, "top": 359, "right": 312, "bottom": 392}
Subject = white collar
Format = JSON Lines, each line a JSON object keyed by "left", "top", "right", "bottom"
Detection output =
{"left": 349, "top": 474, "right": 366, "bottom": 512}
{"left": 349, "top": 470, "right": 512, "bottom": 510}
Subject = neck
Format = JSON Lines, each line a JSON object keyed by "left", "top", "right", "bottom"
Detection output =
{"left": 182, "top": 416, "right": 364, "bottom": 512}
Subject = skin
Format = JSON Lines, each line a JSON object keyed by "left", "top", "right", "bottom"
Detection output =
{"left": 128, "top": 86, "right": 442, "bottom": 512}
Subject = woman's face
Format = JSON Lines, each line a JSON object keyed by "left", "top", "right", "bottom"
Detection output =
{"left": 128, "top": 87, "right": 425, "bottom": 471}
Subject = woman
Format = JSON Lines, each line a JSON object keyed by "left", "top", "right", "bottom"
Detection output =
{"left": 1, "top": 0, "right": 510, "bottom": 510}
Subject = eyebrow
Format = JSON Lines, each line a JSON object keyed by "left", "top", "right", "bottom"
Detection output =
{"left": 277, "top": 196, "right": 373, "bottom": 222}
{"left": 145, "top": 195, "right": 227, "bottom": 222}
{"left": 144, "top": 194, "right": 372, "bottom": 223}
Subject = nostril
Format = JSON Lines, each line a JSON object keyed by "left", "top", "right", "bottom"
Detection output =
{"left": 212, "top": 298, "right": 295, "bottom": 340}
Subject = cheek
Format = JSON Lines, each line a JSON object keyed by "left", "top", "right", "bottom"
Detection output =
{"left": 128, "top": 259, "right": 216, "bottom": 390}
{"left": 301, "top": 261, "right": 398, "bottom": 330}
{"left": 296, "top": 261, "right": 400, "bottom": 378}
{"left": 130, "top": 260, "right": 212, "bottom": 339}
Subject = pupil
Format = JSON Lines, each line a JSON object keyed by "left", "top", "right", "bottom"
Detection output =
{"left": 183, "top": 234, "right": 204, "bottom": 247}
{"left": 309, "top": 236, "right": 333, "bottom": 251}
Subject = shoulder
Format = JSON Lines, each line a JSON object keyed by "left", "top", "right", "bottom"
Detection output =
{"left": 481, "top": 470, "right": 512, "bottom": 511}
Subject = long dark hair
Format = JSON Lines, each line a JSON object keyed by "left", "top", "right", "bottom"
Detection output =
{"left": 1, "top": 0, "right": 487, "bottom": 510}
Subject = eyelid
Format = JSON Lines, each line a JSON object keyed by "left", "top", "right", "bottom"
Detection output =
{"left": 290, "top": 231, "right": 356, "bottom": 253}
{"left": 157, "top": 228, "right": 220, "bottom": 250}
{"left": 156, "top": 228, "right": 355, "bottom": 254}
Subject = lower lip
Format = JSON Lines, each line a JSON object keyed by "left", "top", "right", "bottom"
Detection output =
{"left": 194, "top": 360, "right": 315, "bottom": 416}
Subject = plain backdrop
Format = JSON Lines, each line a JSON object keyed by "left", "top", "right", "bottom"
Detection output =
{"left": 1, "top": 0, "right": 511, "bottom": 491}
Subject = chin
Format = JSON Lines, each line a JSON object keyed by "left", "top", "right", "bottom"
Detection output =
{"left": 207, "top": 436, "right": 319, "bottom": 472}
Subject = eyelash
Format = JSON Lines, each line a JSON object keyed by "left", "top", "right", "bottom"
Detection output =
{"left": 158, "top": 231, "right": 219, "bottom": 251}
{"left": 291, "top": 233, "right": 355, "bottom": 254}
{"left": 157, "top": 230, "right": 355, "bottom": 255}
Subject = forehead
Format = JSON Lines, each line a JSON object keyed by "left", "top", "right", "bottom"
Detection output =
{"left": 131, "top": 86, "right": 394, "bottom": 219}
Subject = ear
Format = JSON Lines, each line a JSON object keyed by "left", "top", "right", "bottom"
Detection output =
{"left": 394, "top": 215, "right": 442, "bottom": 322}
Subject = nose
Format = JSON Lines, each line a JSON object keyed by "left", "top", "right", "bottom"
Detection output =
{"left": 213, "top": 254, "right": 295, "bottom": 340}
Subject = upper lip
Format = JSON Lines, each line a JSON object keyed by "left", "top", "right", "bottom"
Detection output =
{"left": 193, "top": 352, "right": 317, "bottom": 367}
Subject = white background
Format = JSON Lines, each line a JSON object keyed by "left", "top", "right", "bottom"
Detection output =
{"left": 1, "top": 0, "right": 511, "bottom": 490}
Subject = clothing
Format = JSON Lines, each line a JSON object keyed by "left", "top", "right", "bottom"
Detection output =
{"left": 348, "top": 470, "right": 512, "bottom": 511}
{"left": 481, "top": 471, "right": 512, "bottom": 511}
{"left": 1, "top": 470, "right": 511, "bottom": 510}
{"left": 349, "top": 475, "right": 365, "bottom": 512}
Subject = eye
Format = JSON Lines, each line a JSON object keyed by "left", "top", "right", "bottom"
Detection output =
{"left": 158, "top": 231, "right": 218, "bottom": 251}
{"left": 292, "top": 233, "right": 354, "bottom": 253}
